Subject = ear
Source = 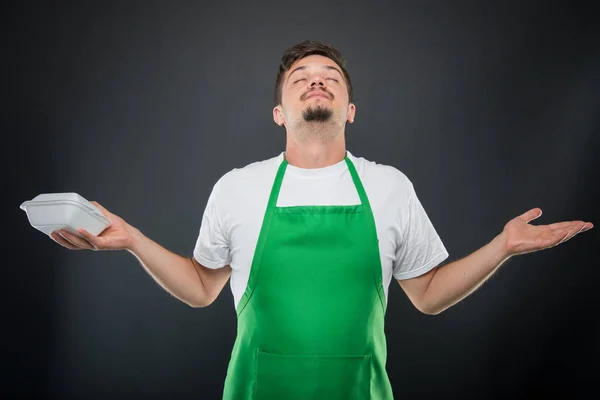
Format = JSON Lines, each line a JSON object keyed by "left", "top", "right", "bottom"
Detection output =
{"left": 347, "top": 103, "right": 356, "bottom": 123}
{"left": 273, "top": 106, "right": 285, "bottom": 126}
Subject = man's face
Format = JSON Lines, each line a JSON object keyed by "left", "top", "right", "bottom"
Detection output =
{"left": 274, "top": 55, "right": 355, "bottom": 128}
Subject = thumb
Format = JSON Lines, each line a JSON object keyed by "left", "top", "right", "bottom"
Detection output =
{"left": 518, "top": 207, "right": 543, "bottom": 224}
{"left": 90, "top": 200, "right": 111, "bottom": 215}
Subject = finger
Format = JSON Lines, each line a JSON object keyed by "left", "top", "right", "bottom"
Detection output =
{"left": 548, "top": 221, "right": 587, "bottom": 232}
{"left": 555, "top": 231, "right": 571, "bottom": 247}
{"left": 554, "top": 224, "right": 587, "bottom": 246}
{"left": 518, "top": 208, "right": 543, "bottom": 224}
{"left": 77, "top": 228, "right": 104, "bottom": 248}
{"left": 90, "top": 201, "right": 111, "bottom": 215}
{"left": 50, "top": 231, "right": 82, "bottom": 250}
{"left": 57, "top": 231, "right": 87, "bottom": 249}
{"left": 59, "top": 230, "right": 95, "bottom": 250}
{"left": 566, "top": 223, "right": 588, "bottom": 240}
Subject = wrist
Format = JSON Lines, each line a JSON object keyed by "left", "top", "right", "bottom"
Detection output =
{"left": 125, "top": 225, "right": 144, "bottom": 254}
{"left": 491, "top": 231, "right": 513, "bottom": 261}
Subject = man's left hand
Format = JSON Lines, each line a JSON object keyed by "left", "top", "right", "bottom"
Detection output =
{"left": 501, "top": 208, "right": 593, "bottom": 257}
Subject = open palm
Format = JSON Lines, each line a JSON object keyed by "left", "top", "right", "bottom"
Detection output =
{"left": 503, "top": 208, "right": 593, "bottom": 256}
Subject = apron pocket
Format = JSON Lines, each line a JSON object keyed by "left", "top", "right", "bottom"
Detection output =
{"left": 254, "top": 350, "right": 371, "bottom": 400}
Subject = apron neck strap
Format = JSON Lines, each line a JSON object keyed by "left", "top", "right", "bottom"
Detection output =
{"left": 344, "top": 156, "right": 372, "bottom": 212}
{"left": 268, "top": 158, "right": 289, "bottom": 209}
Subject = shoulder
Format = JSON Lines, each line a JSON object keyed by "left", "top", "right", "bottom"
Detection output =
{"left": 348, "top": 151, "right": 414, "bottom": 201}
{"left": 211, "top": 153, "right": 284, "bottom": 197}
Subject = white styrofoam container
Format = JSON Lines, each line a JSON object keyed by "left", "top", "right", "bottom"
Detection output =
{"left": 20, "top": 192, "right": 111, "bottom": 238}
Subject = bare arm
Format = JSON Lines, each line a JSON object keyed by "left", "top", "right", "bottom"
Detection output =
{"left": 398, "top": 208, "right": 592, "bottom": 315}
{"left": 399, "top": 233, "right": 508, "bottom": 315}
{"left": 51, "top": 201, "right": 231, "bottom": 308}
{"left": 127, "top": 229, "right": 232, "bottom": 307}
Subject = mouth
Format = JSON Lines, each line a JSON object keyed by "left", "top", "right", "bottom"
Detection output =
{"left": 304, "top": 91, "right": 330, "bottom": 100}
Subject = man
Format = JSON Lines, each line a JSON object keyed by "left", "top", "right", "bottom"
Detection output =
{"left": 51, "top": 40, "right": 593, "bottom": 399}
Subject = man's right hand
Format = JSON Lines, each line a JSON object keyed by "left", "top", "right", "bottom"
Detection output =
{"left": 51, "top": 201, "right": 136, "bottom": 251}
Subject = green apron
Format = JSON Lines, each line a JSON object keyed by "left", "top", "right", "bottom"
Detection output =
{"left": 222, "top": 155, "right": 394, "bottom": 399}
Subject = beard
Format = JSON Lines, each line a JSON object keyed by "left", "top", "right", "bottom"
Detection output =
{"left": 302, "top": 105, "right": 333, "bottom": 122}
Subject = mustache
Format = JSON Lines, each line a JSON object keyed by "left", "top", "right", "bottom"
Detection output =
{"left": 301, "top": 88, "right": 333, "bottom": 101}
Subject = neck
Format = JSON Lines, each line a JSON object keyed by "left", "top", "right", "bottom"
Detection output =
{"left": 285, "top": 129, "right": 346, "bottom": 169}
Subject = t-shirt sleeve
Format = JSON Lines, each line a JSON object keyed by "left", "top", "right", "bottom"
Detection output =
{"left": 393, "top": 180, "right": 449, "bottom": 280}
{"left": 192, "top": 180, "right": 232, "bottom": 269}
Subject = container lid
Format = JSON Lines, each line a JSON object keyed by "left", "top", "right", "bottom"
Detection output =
{"left": 20, "top": 192, "right": 110, "bottom": 224}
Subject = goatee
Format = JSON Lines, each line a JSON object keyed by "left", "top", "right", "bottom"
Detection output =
{"left": 302, "top": 106, "right": 333, "bottom": 122}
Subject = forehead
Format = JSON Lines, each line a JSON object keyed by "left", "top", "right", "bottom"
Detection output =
{"left": 286, "top": 55, "right": 341, "bottom": 75}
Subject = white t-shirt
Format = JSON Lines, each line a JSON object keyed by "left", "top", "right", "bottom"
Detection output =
{"left": 193, "top": 151, "right": 449, "bottom": 310}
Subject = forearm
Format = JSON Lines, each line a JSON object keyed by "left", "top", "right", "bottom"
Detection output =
{"left": 126, "top": 227, "right": 207, "bottom": 307}
{"left": 423, "top": 232, "right": 511, "bottom": 314}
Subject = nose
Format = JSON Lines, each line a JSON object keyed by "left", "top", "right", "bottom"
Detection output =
{"left": 309, "top": 74, "right": 325, "bottom": 88}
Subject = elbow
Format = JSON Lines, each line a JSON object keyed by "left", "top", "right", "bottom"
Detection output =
{"left": 186, "top": 295, "right": 216, "bottom": 308}
{"left": 416, "top": 305, "right": 437, "bottom": 315}
{"left": 415, "top": 299, "right": 446, "bottom": 316}
{"left": 419, "top": 306, "right": 444, "bottom": 316}
{"left": 411, "top": 285, "right": 454, "bottom": 315}
{"left": 187, "top": 299, "right": 210, "bottom": 308}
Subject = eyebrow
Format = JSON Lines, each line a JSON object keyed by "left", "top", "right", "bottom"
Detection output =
{"left": 286, "top": 65, "right": 344, "bottom": 83}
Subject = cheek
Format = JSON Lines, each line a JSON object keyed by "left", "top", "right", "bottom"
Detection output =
{"left": 333, "top": 87, "right": 348, "bottom": 101}
{"left": 282, "top": 88, "right": 300, "bottom": 104}
{"left": 280, "top": 95, "right": 294, "bottom": 111}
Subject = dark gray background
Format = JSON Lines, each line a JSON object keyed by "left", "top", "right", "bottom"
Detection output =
{"left": 4, "top": 1, "right": 599, "bottom": 398}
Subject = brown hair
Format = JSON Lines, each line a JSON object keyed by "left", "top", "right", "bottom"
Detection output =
{"left": 274, "top": 40, "right": 354, "bottom": 106}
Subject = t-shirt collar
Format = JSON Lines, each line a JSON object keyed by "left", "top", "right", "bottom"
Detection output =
{"left": 278, "top": 151, "right": 353, "bottom": 178}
